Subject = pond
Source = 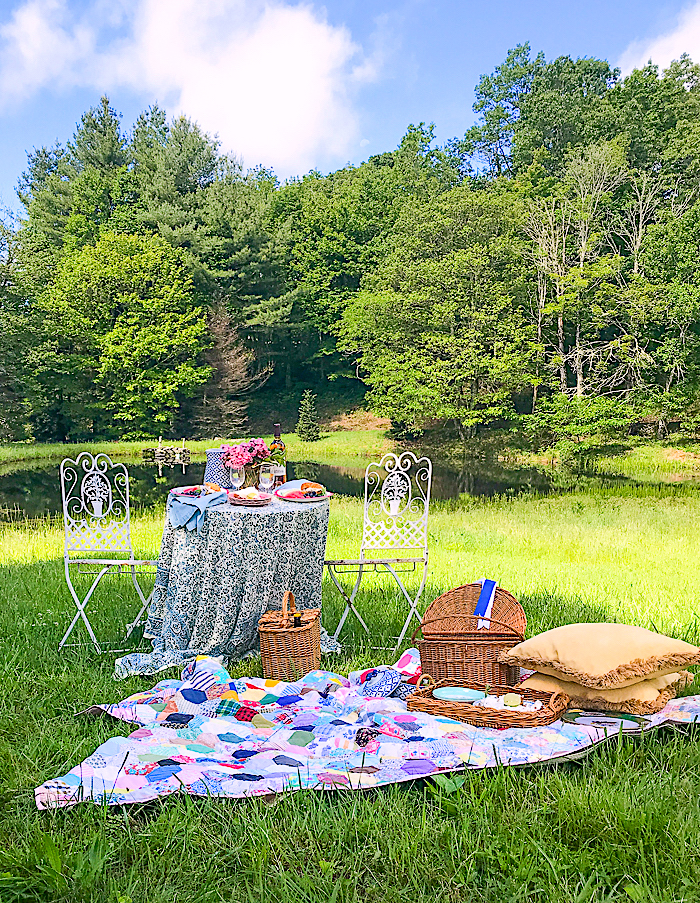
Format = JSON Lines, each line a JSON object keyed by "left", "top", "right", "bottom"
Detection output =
{"left": 0, "top": 453, "right": 680, "bottom": 520}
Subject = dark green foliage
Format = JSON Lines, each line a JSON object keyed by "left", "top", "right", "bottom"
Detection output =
{"left": 0, "top": 218, "right": 29, "bottom": 441}
{"left": 341, "top": 187, "right": 533, "bottom": 437}
{"left": 296, "top": 389, "right": 321, "bottom": 441}
{"left": 25, "top": 232, "right": 209, "bottom": 440}
{"left": 68, "top": 96, "right": 127, "bottom": 173}
{"left": 525, "top": 395, "right": 636, "bottom": 464}
{"left": 5, "top": 48, "right": 700, "bottom": 445}
{"left": 457, "top": 43, "right": 546, "bottom": 176}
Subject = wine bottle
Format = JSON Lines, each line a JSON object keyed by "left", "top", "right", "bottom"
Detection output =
{"left": 270, "top": 423, "right": 287, "bottom": 486}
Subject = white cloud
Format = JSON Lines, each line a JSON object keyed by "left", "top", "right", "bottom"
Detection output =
{"left": 0, "top": 0, "right": 98, "bottom": 96}
{"left": 0, "top": 0, "right": 384, "bottom": 175}
{"left": 618, "top": 2, "right": 700, "bottom": 74}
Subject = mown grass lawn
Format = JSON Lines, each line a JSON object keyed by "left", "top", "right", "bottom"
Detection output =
{"left": 1, "top": 481, "right": 700, "bottom": 901}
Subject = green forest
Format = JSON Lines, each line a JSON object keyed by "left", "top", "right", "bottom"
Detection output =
{"left": 3, "top": 43, "right": 700, "bottom": 447}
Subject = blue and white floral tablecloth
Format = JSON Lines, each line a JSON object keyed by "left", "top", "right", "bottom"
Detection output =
{"left": 115, "top": 497, "right": 338, "bottom": 678}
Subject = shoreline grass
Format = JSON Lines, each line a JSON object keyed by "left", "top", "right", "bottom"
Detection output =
{"left": 0, "top": 429, "right": 393, "bottom": 469}
{"left": 2, "top": 480, "right": 700, "bottom": 901}
{"left": 506, "top": 440, "right": 700, "bottom": 479}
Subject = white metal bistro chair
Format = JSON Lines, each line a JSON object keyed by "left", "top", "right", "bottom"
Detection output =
{"left": 325, "top": 451, "right": 433, "bottom": 649}
{"left": 59, "top": 452, "right": 156, "bottom": 653}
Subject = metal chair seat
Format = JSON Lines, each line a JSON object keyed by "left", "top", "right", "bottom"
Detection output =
{"left": 71, "top": 557, "right": 156, "bottom": 568}
{"left": 324, "top": 556, "right": 426, "bottom": 567}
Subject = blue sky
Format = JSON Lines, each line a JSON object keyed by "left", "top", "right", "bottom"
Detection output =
{"left": 1, "top": 0, "right": 699, "bottom": 212}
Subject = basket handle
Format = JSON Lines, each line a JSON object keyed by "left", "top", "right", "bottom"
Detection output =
{"left": 416, "top": 674, "right": 436, "bottom": 692}
{"left": 410, "top": 615, "right": 523, "bottom": 644}
{"left": 547, "top": 690, "right": 567, "bottom": 712}
{"left": 282, "top": 590, "right": 296, "bottom": 626}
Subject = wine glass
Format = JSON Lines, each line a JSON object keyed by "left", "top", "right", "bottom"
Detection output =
{"left": 229, "top": 466, "right": 245, "bottom": 492}
{"left": 259, "top": 464, "right": 274, "bottom": 493}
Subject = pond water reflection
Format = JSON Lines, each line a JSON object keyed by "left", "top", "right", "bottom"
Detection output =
{"left": 0, "top": 453, "right": 656, "bottom": 520}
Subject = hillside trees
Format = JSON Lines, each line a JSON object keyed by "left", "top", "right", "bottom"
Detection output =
{"left": 26, "top": 232, "right": 210, "bottom": 440}
{"left": 340, "top": 187, "right": 534, "bottom": 436}
{"left": 6, "top": 46, "right": 700, "bottom": 442}
{"left": 0, "top": 214, "right": 29, "bottom": 440}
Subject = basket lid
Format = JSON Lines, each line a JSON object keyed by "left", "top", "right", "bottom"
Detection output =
{"left": 420, "top": 583, "right": 526, "bottom": 638}
{"left": 258, "top": 595, "right": 321, "bottom": 632}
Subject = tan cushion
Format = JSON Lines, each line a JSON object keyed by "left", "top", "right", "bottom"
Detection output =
{"left": 500, "top": 623, "right": 700, "bottom": 688}
{"left": 521, "top": 671, "right": 692, "bottom": 715}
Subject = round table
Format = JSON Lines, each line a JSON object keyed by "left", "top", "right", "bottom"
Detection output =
{"left": 115, "top": 497, "right": 338, "bottom": 678}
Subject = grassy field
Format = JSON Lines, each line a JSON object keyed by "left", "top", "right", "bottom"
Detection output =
{"left": 2, "top": 468, "right": 700, "bottom": 900}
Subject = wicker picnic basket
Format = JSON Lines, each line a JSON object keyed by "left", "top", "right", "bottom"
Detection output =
{"left": 412, "top": 583, "right": 526, "bottom": 686}
{"left": 407, "top": 676, "right": 569, "bottom": 729}
{"left": 258, "top": 590, "right": 321, "bottom": 680}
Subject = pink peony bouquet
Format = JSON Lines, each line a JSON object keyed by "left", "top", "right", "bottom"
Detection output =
{"left": 221, "top": 438, "right": 271, "bottom": 469}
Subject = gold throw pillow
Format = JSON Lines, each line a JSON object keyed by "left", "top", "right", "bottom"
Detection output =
{"left": 521, "top": 670, "right": 692, "bottom": 715}
{"left": 500, "top": 623, "right": 700, "bottom": 688}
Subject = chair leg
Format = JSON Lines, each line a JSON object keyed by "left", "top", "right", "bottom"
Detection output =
{"left": 125, "top": 565, "right": 155, "bottom": 640}
{"left": 384, "top": 558, "right": 428, "bottom": 650}
{"left": 60, "top": 562, "right": 114, "bottom": 653}
{"left": 327, "top": 564, "right": 369, "bottom": 641}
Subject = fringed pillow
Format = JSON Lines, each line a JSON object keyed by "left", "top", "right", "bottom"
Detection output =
{"left": 500, "top": 623, "right": 700, "bottom": 688}
{"left": 521, "top": 670, "right": 692, "bottom": 715}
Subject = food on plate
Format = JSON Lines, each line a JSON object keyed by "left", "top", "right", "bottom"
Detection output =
{"left": 300, "top": 481, "right": 325, "bottom": 498}
{"left": 227, "top": 487, "right": 271, "bottom": 502}
{"left": 276, "top": 487, "right": 305, "bottom": 499}
{"left": 275, "top": 479, "right": 329, "bottom": 501}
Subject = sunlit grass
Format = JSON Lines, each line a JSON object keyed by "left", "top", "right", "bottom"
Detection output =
{"left": 513, "top": 440, "right": 700, "bottom": 481}
{"left": 593, "top": 442, "right": 700, "bottom": 478}
{"left": 2, "top": 483, "right": 700, "bottom": 901}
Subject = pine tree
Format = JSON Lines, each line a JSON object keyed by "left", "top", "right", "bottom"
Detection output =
{"left": 296, "top": 389, "right": 320, "bottom": 441}
{"left": 69, "top": 96, "right": 127, "bottom": 172}
{"left": 191, "top": 303, "right": 267, "bottom": 438}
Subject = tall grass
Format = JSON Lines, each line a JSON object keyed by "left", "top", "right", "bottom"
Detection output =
{"left": 2, "top": 486, "right": 700, "bottom": 901}
{"left": 593, "top": 443, "right": 700, "bottom": 478}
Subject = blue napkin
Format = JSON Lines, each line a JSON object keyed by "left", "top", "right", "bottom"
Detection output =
{"left": 167, "top": 488, "right": 228, "bottom": 534}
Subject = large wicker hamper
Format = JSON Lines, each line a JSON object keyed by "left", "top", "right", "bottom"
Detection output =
{"left": 412, "top": 583, "right": 526, "bottom": 685}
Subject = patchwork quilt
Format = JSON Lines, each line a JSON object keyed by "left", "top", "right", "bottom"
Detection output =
{"left": 35, "top": 653, "right": 700, "bottom": 810}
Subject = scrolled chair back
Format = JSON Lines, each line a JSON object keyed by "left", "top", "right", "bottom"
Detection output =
{"left": 362, "top": 451, "right": 432, "bottom": 553}
{"left": 60, "top": 452, "right": 133, "bottom": 555}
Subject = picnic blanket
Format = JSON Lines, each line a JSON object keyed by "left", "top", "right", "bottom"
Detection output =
{"left": 35, "top": 653, "right": 700, "bottom": 810}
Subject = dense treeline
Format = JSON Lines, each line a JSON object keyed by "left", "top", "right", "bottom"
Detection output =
{"left": 3, "top": 44, "right": 700, "bottom": 445}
